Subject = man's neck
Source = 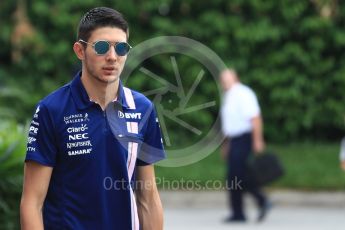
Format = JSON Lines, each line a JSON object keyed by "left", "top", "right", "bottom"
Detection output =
{"left": 229, "top": 81, "right": 240, "bottom": 90}
{"left": 80, "top": 73, "right": 119, "bottom": 110}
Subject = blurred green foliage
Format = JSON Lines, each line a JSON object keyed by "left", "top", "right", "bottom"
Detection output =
{"left": 0, "top": 120, "right": 27, "bottom": 229}
{"left": 0, "top": 0, "right": 344, "bottom": 142}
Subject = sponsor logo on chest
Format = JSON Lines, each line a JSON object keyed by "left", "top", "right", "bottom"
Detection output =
{"left": 118, "top": 111, "right": 142, "bottom": 119}
{"left": 64, "top": 113, "right": 89, "bottom": 124}
{"left": 65, "top": 123, "right": 93, "bottom": 156}
{"left": 68, "top": 148, "right": 92, "bottom": 156}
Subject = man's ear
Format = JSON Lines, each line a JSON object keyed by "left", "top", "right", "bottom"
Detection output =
{"left": 73, "top": 42, "right": 85, "bottom": 60}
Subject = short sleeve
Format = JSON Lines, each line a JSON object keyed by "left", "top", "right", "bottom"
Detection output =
{"left": 136, "top": 103, "right": 166, "bottom": 166}
{"left": 25, "top": 103, "right": 58, "bottom": 167}
{"left": 241, "top": 89, "right": 261, "bottom": 120}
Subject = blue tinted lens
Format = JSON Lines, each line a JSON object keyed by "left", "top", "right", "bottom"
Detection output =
{"left": 115, "top": 42, "right": 130, "bottom": 56}
{"left": 94, "top": 41, "right": 110, "bottom": 55}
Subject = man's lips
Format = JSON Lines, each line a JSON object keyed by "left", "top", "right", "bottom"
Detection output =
{"left": 103, "top": 66, "right": 116, "bottom": 71}
{"left": 102, "top": 67, "right": 118, "bottom": 75}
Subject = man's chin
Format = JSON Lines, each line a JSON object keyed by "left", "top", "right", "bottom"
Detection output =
{"left": 99, "top": 75, "right": 119, "bottom": 84}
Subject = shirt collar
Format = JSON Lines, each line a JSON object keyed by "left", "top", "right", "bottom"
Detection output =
{"left": 117, "top": 81, "right": 130, "bottom": 109}
{"left": 70, "top": 71, "right": 130, "bottom": 110}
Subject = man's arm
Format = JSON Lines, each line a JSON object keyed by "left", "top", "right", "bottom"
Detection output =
{"left": 340, "top": 138, "right": 345, "bottom": 171}
{"left": 135, "top": 165, "right": 163, "bottom": 230}
{"left": 20, "top": 161, "right": 53, "bottom": 230}
{"left": 341, "top": 161, "right": 345, "bottom": 171}
{"left": 251, "top": 115, "right": 265, "bottom": 154}
{"left": 220, "top": 137, "right": 230, "bottom": 161}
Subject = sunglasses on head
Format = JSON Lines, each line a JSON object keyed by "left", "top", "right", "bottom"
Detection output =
{"left": 79, "top": 39, "right": 132, "bottom": 56}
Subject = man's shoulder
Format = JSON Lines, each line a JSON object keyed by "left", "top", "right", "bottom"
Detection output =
{"left": 237, "top": 83, "right": 256, "bottom": 96}
{"left": 237, "top": 83, "right": 252, "bottom": 91}
{"left": 124, "top": 87, "right": 153, "bottom": 108}
{"left": 39, "top": 82, "right": 72, "bottom": 109}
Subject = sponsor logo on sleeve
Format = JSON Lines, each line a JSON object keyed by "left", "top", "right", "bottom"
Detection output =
{"left": 33, "top": 106, "right": 40, "bottom": 119}
{"left": 29, "top": 126, "right": 38, "bottom": 135}
{"left": 27, "top": 137, "right": 37, "bottom": 144}
{"left": 31, "top": 120, "right": 39, "bottom": 126}
{"left": 27, "top": 147, "right": 36, "bottom": 152}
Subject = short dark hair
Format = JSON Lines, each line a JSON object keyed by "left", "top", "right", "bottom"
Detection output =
{"left": 77, "top": 7, "right": 129, "bottom": 43}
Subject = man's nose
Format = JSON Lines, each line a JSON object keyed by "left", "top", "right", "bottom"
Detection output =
{"left": 106, "top": 46, "right": 118, "bottom": 62}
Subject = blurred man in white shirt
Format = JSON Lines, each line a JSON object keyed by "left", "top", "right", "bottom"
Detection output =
{"left": 220, "top": 68, "right": 270, "bottom": 222}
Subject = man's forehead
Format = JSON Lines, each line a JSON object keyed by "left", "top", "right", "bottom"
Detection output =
{"left": 89, "top": 27, "right": 127, "bottom": 41}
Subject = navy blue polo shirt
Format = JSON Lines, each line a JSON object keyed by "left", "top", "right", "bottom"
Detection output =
{"left": 25, "top": 71, "right": 166, "bottom": 230}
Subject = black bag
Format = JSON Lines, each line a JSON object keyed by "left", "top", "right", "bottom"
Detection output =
{"left": 247, "top": 151, "right": 284, "bottom": 187}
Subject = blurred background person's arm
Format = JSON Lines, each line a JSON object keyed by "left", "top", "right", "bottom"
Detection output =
{"left": 221, "top": 138, "right": 230, "bottom": 161}
{"left": 252, "top": 115, "right": 265, "bottom": 154}
{"left": 340, "top": 137, "right": 345, "bottom": 171}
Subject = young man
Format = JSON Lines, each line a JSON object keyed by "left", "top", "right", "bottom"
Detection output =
{"left": 219, "top": 69, "right": 270, "bottom": 222}
{"left": 20, "top": 7, "right": 165, "bottom": 230}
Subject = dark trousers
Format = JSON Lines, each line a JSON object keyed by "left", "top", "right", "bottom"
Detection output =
{"left": 227, "top": 133, "right": 266, "bottom": 219}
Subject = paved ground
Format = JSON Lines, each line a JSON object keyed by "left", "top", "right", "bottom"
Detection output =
{"left": 160, "top": 190, "right": 345, "bottom": 230}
